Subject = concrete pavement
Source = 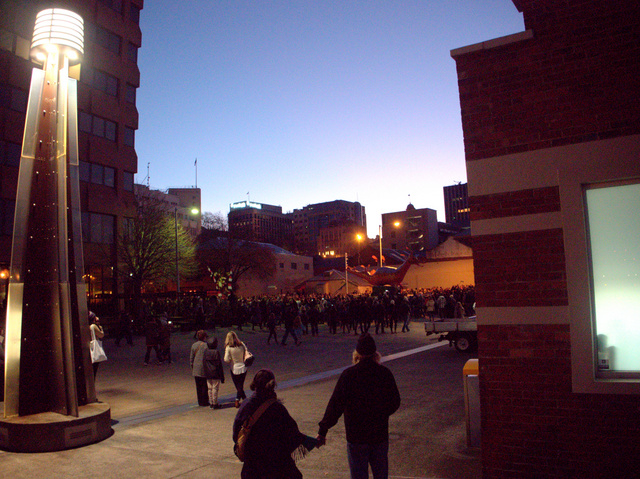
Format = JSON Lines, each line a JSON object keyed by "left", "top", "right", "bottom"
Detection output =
{"left": 0, "top": 322, "right": 481, "bottom": 478}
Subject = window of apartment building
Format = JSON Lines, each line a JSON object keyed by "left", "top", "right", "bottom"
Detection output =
{"left": 124, "top": 126, "right": 135, "bottom": 147}
{"left": 279, "top": 263, "right": 284, "bottom": 269}
{"left": 80, "top": 161, "right": 116, "bottom": 188}
{"left": 304, "top": 263, "right": 310, "bottom": 271}
{"left": 0, "top": 198, "right": 15, "bottom": 236}
{"left": 98, "top": 0, "right": 123, "bottom": 14}
{"left": 123, "top": 217, "right": 134, "bottom": 239}
{"left": 82, "top": 212, "right": 115, "bottom": 244}
{"left": 0, "top": 29, "right": 29, "bottom": 60}
{"left": 87, "top": 24, "right": 121, "bottom": 55}
{"left": 125, "top": 84, "right": 136, "bottom": 104}
{"left": 92, "top": 69, "right": 119, "bottom": 97}
{"left": 0, "top": 140, "right": 21, "bottom": 167}
{"left": 291, "top": 262, "right": 297, "bottom": 270}
{"left": 123, "top": 171, "right": 134, "bottom": 191}
{"left": 79, "top": 111, "right": 117, "bottom": 142}
{"left": 0, "top": 84, "right": 28, "bottom": 112}
{"left": 126, "top": 42, "right": 138, "bottom": 63}
{"left": 585, "top": 181, "right": 640, "bottom": 378}
{"left": 85, "top": 264, "right": 114, "bottom": 299}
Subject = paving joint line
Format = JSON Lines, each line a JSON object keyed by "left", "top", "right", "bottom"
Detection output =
{"left": 113, "top": 341, "right": 446, "bottom": 429}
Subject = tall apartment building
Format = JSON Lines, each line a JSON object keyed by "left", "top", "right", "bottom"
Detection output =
{"left": 452, "top": 0, "right": 640, "bottom": 476}
{"left": 228, "top": 200, "right": 293, "bottom": 248}
{"left": 381, "top": 204, "right": 438, "bottom": 253}
{"left": 443, "top": 182, "right": 470, "bottom": 228}
{"left": 0, "top": 0, "right": 143, "bottom": 310}
{"left": 291, "top": 200, "right": 366, "bottom": 256}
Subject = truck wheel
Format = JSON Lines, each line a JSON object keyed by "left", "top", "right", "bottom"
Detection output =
{"left": 455, "top": 334, "right": 472, "bottom": 352}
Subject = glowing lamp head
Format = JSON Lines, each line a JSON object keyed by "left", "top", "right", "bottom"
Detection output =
{"left": 30, "top": 8, "right": 84, "bottom": 66}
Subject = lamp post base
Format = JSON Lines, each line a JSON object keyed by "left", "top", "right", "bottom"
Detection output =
{"left": 0, "top": 402, "right": 111, "bottom": 452}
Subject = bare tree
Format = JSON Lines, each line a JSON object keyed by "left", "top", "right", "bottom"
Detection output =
{"left": 117, "top": 199, "right": 197, "bottom": 316}
{"left": 198, "top": 237, "right": 276, "bottom": 295}
{"left": 201, "top": 211, "right": 228, "bottom": 232}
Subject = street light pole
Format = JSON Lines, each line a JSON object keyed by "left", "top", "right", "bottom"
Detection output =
{"left": 174, "top": 206, "right": 180, "bottom": 295}
{"left": 378, "top": 225, "right": 383, "bottom": 268}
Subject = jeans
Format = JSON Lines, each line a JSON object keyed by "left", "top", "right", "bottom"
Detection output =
{"left": 231, "top": 371, "right": 247, "bottom": 400}
{"left": 347, "top": 441, "right": 389, "bottom": 479}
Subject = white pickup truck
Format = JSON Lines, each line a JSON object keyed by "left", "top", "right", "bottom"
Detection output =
{"left": 424, "top": 316, "right": 477, "bottom": 352}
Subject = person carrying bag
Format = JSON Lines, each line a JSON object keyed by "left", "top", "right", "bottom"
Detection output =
{"left": 89, "top": 312, "right": 107, "bottom": 378}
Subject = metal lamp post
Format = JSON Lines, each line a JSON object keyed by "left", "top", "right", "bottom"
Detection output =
{"left": 378, "top": 225, "right": 383, "bottom": 268}
{"left": 174, "top": 206, "right": 180, "bottom": 295}
{"left": 174, "top": 206, "right": 198, "bottom": 296}
{"left": 1, "top": 8, "right": 111, "bottom": 452}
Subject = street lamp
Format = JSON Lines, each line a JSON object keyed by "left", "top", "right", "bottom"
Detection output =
{"left": 379, "top": 221, "right": 401, "bottom": 268}
{"left": 356, "top": 233, "right": 363, "bottom": 265}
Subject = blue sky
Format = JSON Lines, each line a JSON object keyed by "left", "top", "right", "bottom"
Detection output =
{"left": 135, "top": 1, "right": 524, "bottom": 238}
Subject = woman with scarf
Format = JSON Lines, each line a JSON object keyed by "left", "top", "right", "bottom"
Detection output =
{"left": 233, "top": 369, "right": 317, "bottom": 479}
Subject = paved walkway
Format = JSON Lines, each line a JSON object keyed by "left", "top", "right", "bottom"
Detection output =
{"left": 1, "top": 322, "right": 481, "bottom": 479}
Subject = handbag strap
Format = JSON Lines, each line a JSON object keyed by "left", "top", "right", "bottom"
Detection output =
{"left": 247, "top": 398, "right": 277, "bottom": 428}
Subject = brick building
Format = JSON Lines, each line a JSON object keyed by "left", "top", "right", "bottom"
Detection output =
{"left": 381, "top": 204, "right": 438, "bottom": 253}
{"left": 0, "top": 0, "right": 143, "bottom": 312}
{"left": 291, "top": 200, "right": 366, "bottom": 256}
{"left": 452, "top": 1, "right": 640, "bottom": 477}
{"left": 443, "top": 182, "right": 470, "bottom": 228}
{"left": 228, "top": 200, "right": 293, "bottom": 249}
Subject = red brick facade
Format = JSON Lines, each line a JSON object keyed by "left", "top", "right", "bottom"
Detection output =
{"left": 453, "top": 1, "right": 640, "bottom": 477}
{"left": 472, "top": 229, "right": 567, "bottom": 308}
{"left": 469, "top": 186, "right": 560, "bottom": 221}
{"left": 456, "top": 1, "right": 640, "bottom": 162}
{"left": 479, "top": 324, "right": 640, "bottom": 478}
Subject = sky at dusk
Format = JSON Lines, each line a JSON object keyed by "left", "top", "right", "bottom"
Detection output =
{"left": 135, "top": 1, "right": 524, "bottom": 238}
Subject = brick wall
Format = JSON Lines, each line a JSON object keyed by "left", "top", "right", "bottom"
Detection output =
{"left": 455, "top": 1, "right": 640, "bottom": 162}
{"left": 453, "top": 1, "right": 640, "bottom": 477}
{"left": 479, "top": 324, "right": 640, "bottom": 478}
{"left": 469, "top": 186, "right": 560, "bottom": 221}
{"left": 472, "top": 229, "right": 566, "bottom": 308}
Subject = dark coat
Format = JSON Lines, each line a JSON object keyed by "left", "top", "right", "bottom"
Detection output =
{"left": 318, "top": 357, "right": 400, "bottom": 445}
{"left": 203, "top": 348, "right": 225, "bottom": 382}
{"left": 233, "top": 394, "right": 305, "bottom": 479}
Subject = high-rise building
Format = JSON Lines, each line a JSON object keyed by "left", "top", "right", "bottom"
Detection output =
{"left": 0, "top": 0, "right": 143, "bottom": 312}
{"left": 443, "top": 182, "right": 470, "bottom": 228}
{"left": 381, "top": 204, "right": 438, "bottom": 253}
{"left": 228, "top": 201, "right": 293, "bottom": 248}
{"left": 291, "top": 200, "right": 366, "bottom": 255}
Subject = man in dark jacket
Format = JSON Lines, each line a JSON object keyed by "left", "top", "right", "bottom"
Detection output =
{"left": 317, "top": 333, "right": 400, "bottom": 479}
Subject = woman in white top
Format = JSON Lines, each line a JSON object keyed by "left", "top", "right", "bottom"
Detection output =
{"left": 224, "top": 331, "right": 247, "bottom": 407}
{"left": 89, "top": 312, "right": 105, "bottom": 378}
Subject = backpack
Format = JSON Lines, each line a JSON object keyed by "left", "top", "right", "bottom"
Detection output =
{"left": 234, "top": 398, "right": 277, "bottom": 462}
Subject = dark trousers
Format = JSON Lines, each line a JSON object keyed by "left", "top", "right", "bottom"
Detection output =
{"left": 195, "top": 376, "right": 209, "bottom": 406}
{"left": 267, "top": 328, "right": 278, "bottom": 343}
{"left": 144, "top": 344, "right": 160, "bottom": 364}
{"left": 231, "top": 371, "right": 247, "bottom": 400}
{"left": 281, "top": 328, "right": 298, "bottom": 344}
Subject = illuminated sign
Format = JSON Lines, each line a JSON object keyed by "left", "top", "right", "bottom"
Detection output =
{"left": 230, "top": 201, "right": 262, "bottom": 210}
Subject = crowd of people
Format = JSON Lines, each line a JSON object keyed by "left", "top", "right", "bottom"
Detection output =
{"left": 136, "top": 285, "right": 475, "bottom": 339}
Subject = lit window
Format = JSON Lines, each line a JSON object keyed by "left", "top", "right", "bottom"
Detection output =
{"left": 585, "top": 181, "right": 640, "bottom": 377}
